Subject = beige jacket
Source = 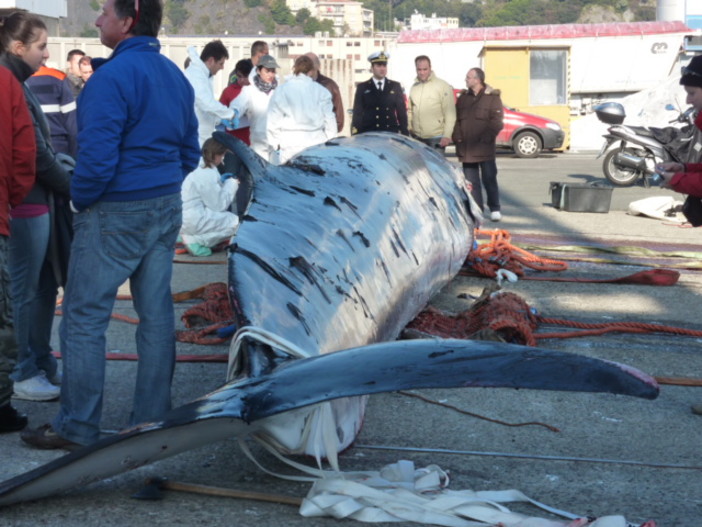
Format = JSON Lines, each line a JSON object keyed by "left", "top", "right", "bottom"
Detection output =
{"left": 408, "top": 73, "right": 456, "bottom": 139}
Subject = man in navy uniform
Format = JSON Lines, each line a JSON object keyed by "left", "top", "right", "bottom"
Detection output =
{"left": 351, "top": 51, "right": 408, "bottom": 136}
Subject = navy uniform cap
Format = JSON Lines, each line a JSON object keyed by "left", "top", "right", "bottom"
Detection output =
{"left": 368, "top": 51, "right": 390, "bottom": 64}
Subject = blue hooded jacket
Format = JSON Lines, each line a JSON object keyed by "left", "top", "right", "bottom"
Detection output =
{"left": 72, "top": 36, "right": 200, "bottom": 211}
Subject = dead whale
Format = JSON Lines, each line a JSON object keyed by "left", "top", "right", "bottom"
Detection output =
{"left": 0, "top": 132, "right": 658, "bottom": 507}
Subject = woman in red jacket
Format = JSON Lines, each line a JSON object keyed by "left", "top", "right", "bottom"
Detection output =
{"left": 0, "top": 62, "right": 36, "bottom": 432}
{"left": 659, "top": 55, "right": 702, "bottom": 194}
{"left": 658, "top": 54, "right": 702, "bottom": 416}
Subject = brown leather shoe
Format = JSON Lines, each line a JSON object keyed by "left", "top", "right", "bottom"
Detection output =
{"left": 0, "top": 403, "right": 28, "bottom": 433}
{"left": 21, "top": 424, "right": 82, "bottom": 451}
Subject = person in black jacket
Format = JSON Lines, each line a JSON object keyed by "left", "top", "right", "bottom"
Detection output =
{"left": 0, "top": 11, "right": 72, "bottom": 402}
{"left": 351, "top": 51, "right": 408, "bottom": 136}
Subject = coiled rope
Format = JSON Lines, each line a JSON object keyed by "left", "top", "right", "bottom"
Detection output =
{"left": 464, "top": 228, "right": 568, "bottom": 278}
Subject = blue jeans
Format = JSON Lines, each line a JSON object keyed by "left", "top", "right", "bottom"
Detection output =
{"left": 53, "top": 194, "right": 182, "bottom": 445}
{"left": 463, "top": 160, "right": 500, "bottom": 213}
{"left": 9, "top": 214, "right": 59, "bottom": 382}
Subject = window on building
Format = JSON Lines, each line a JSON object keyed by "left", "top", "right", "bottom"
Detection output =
{"left": 354, "top": 54, "right": 360, "bottom": 60}
{"left": 354, "top": 41, "right": 360, "bottom": 47}
{"left": 529, "top": 49, "right": 567, "bottom": 106}
{"left": 327, "top": 40, "right": 332, "bottom": 46}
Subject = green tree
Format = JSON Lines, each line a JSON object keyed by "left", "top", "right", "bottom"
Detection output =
{"left": 303, "top": 16, "right": 322, "bottom": 35}
{"left": 166, "top": 1, "right": 190, "bottom": 30}
{"left": 479, "top": 0, "right": 583, "bottom": 26}
{"left": 89, "top": 0, "right": 100, "bottom": 11}
{"left": 271, "top": 0, "right": 295, "bottom": 25}
{"left": 258, "top": 13, "right": 276, "bottom": 33}
{"left": 80, "top": 26, "right": 98, "bottom": 38}
{"left": 320, "top": 19, "right": 335, "bottom": 36}
{"left": 296, "top": 7, "right": 311, "bottom": 25}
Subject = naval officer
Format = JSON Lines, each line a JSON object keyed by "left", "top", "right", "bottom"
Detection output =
{"left": 351, "top": 51, "right": 408, "bottom": 136}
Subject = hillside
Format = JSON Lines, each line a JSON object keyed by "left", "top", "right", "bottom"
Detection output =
{"left": 61, "top": 0, "right": 306, "bottom": 38}
{"left": 59, "top": 0, "right": 655, "bottom": 38}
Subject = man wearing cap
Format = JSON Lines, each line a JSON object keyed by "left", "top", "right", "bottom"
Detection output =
{"left": 230, "top": 54, "right": 279, "bottom": 159}
{"left": 351, "top": 51, "right": 408, "bottom": 136}
{"left": 409, "top": 55, "right": 455, "bottom": 151}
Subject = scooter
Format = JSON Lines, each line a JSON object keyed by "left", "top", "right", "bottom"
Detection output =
{"left": 594, "top": 102, "right": 695, "bottom": 187}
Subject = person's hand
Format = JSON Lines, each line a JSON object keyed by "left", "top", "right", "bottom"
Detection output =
{"left": 221, "top": 115, "right": 239, "bottom": 130}
{"left": 439, "top": 137, "right": 451, "bottom": 148}
{"left": 220, "top": 172, "right": 236, "bottom": 184}
{"left": 655, "top": 162, "right": 683, "bottom": 174}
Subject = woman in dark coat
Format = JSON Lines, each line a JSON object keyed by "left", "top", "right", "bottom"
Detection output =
{"left": 0, "top": 11, "right": 72, "bottom": 402}
{"left": 452, "top": 67, "right": 504, "bottom": 221}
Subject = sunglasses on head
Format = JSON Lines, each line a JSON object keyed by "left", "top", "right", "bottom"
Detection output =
{"left": 129, "top": 0, "right": 140, "bottom": 31}
{"left": 681, "top": 65, "right": 702, "bottom": 79}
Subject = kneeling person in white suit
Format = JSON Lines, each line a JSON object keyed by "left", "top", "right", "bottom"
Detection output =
{"left": 181, "top": 137, "right": 239, "bottom": 256}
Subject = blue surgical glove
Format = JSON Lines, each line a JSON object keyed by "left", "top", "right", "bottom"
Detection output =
{"left": 221, "top": 113, "right": 239, "bottom": 131}
{"left": 220, "top": 172, "right": 236, "bottom": 184}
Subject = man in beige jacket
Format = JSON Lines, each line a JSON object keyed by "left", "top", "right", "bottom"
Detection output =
{"left": 408, "top": 55, "right": 456, "bottom": 151}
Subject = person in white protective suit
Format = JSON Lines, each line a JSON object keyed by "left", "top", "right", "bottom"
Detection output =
{"left": 184, "top": 40, "right": 237, "bottom": 147}
{"left": 181, "top": 137, "right": 239, "bottom": 257}
{"left": 229, "top": 54, "right": 279, "bottom": 160}
{"left": 266, "top": 55, "right": 337, "bottom": 164}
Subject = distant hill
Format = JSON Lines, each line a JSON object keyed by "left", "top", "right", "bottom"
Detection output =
{"left": 59, "top": 0, "right": 654, "bottom": 38}
{"left": 61, "top": 0, "right": 306, "bottom": 37}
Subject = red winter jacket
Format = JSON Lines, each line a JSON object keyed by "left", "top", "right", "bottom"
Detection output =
{"left": 0, "top": 66, "right": 36, "bottom": 236}
{"left": 670, "top": 112, "right": 702, "bottom": 196}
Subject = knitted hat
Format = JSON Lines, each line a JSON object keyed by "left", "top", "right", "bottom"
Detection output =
{"left": 681, "top": 55, "right": 702, "bottom": 88}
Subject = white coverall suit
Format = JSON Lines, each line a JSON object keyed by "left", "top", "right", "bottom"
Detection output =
{"left": 266, "top": 73, "right": 337, "bottom": 164}
{"left": 181, "top": 163, "right": 239, "bottom": 248}
{"left": 184, "top": 46, "right": 235, "bottom": 147}
{"left": 229, "top": 79, "right": 275, "bottom": 160}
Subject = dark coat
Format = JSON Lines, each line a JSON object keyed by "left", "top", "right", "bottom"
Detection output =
{"left": 452, "top": 85, "right": 504, "bottom": 163}
{"left": 0, "top": 53, "right": 73, "bottom": 286}
{"left": 316, "top": 72, "right": 345, "bottom": 133}
{"left": 351, "top": 77, "right": 408, "bottom": 136}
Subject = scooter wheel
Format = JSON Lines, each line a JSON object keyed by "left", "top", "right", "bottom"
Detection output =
{"left": 603, "top": 149, "right": 640, "bottom": 187}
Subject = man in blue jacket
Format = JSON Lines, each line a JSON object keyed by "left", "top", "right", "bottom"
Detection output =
{"left": 22, "top": 0, "right": 200, "bottom": 450}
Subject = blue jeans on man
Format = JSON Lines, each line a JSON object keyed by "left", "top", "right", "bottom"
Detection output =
{"left": 52, "top": 193, "right": 182, "bottom": 445}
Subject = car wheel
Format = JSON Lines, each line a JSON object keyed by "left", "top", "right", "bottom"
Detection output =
{"left": 513, "top": 131, "right": 542, "bottom": 158}
{"left": 602, "top": 148, "right": 640, "bottom": 187}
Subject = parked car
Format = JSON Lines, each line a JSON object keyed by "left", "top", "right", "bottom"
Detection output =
{"left": 453, "top": 89, "right": 565, "bottom": 158}
{"left": 498, "top": 106, "right": 565, "bottom": 158}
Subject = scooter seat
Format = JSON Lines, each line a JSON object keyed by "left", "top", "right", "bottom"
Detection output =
{"left": 627, "top": 126, "right": 654, "bottom": 137}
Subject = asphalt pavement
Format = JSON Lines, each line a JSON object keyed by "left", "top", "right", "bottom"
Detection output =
{"left": 2, "top": 150, "right": 701, "bottom": 526}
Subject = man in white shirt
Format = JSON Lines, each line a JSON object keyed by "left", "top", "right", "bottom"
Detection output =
{"left": 184, "top": 39, "right": 237, "bottom": 147}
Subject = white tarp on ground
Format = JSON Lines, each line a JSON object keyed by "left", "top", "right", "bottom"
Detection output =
{"left": 570, "top": 74, "right": 690, "bottom": 151}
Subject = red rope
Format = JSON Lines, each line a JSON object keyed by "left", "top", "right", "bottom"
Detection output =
{"left": 406, "top": 287, "right": 702, "bottom": 345}
{"left": 464, "top": 228, "right": 568, "bottom": 278}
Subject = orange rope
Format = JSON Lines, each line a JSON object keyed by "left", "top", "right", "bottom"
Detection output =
{"left": 536, "top": 317, "right": 702, "bottom": 340}
{"left": 464, "top": 229, "right": 568, "bottom": 278}
{"left": 407, "top": 287, "right": 702, "bottom": 346}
